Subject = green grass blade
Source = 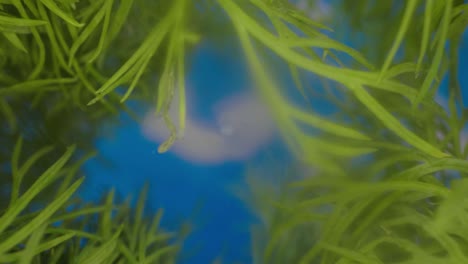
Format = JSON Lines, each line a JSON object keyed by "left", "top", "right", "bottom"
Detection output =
{"left": 289, "top": 106, "right": 370, "bottom": 140}
{"left": 0, "top": 146, "right": 75, "bottom": 235}
{"left": 130, "top": 184, "right": 148, "bottom": 251}
{"left": 0, "top": 14, "right": 47, "bottom": 27}
{"left": 87, "top": 18, "right": 171, "bottom": 105}
{"left": 285, "top": 36, "right": 374, "bottom": 70}
{"left": 77, "top": 226, "right": 122, "bottom": 264}
{"left": 416, "top": 0, "right": 434, "bottom": 74}
{"left": 414, "top": 0, "right": 453, "bottom": 108}
{"left": 0, "top": 232, "right": 76, "bottom": 263}
{"left": 12, "top": 145, "right": 54, "bottom": 204}
{"left": 0, "top": 177, "right": 83, "bottom": 254}
{"left": 100, "top": 189, "right": 115, "bottom": 239}
{"left": 19, "top": 224, "right": 47, "bottom": 264}
{"left": 3, "top": 32, "right": 27, "bottom": 52}
{"left": 84, "top": 0, "right": 113, "bottom": 63}
{"left": 378, "top": 0, "right": 418, "bottom": 80}
{"left": 0, "top": 78, "right": 77, "bottom": 95}
{"left": 351, "top": 84, "right": 448, "bottom": 158}
{"left": 68, "top": 1, "right": 106, "bottom": 66}
{"left": 39, "top": 0, "right": 83, "bottom": 27}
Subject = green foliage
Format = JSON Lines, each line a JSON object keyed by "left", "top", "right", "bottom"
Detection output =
{"left": 1, "top": 0, "right": 468, "bottom": 263}
{"left": 239, "top": 0, "right": 468, "bottom": 263}
{"left": 0, "top": 139, "right": 178, "bottom": 263}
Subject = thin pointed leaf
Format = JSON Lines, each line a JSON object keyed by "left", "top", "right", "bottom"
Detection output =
{"left": 39, "top": 0, "right": 83, "bottom": 27}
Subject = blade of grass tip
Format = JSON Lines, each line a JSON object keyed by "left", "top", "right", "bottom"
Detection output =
{"left": 148, "top": 208, "right": 164, "bottom": 242}
{"left": 0, "top": 145, "right": 75, "bottom": 235}
{"left": 19, "top": 224, "right": 47, "bottom": 264}
{"left": 88, "top": 18, "right": 171, "bottom": 105}
{"left": 77, "top": 226, "right": 123, "bottom": 264}
{"left": 38, "top": 0, "right": 83, "bottom": 27}
{"left": 72, "top": 61, "right": 118, "bottom": 113}
{"left": 120, "top": 46, "right": 155, "bottom": 103}
{"left": 0, "top": 177, "right": 83, "bottom": 254}
{"left": 56, "top": 151, "right": 96, "bottom": 197}
{"left": 68, "top": 1, "right": 106, "bottom": 66}
{"left": 100, "top": 188, "right": 115, "bottom": 239}
{"left": 131, "top": 184, "right": 148, "bottom": 251}
{"left": 3, "top": 32, "right": 27, "bottom": 53}
{"left": 416, "top": 0, "right": 434, "bottom": 75}
{"left": 12, "top": 146, "right": 54, "bottom": 204}
{"left": 414, "top": 0, "right": 452, "bottom": 109}
{"left": 107, "top": 0, "right": 134, "bottom": 44}
{"left": 37, "top": 3, "right": 74, "bottom": 74}
{"left": 378, "top": 0, "right": 418, "bottom": 81}
{"left": 85, "top": 0, "right": 113, "bottom": 64}
{"left": 351, "top": 84, "right": 449, "bottom": 158}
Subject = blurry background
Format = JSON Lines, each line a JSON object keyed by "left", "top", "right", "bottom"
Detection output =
{"left": 64, "top": 0, "right": 468, "bottom": 263}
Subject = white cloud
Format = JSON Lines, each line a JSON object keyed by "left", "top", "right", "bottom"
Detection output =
{"left": 141, "top": 86, "right": 276, "bottom": 165}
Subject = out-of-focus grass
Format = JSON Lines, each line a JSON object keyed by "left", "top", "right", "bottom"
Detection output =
{"left": 0, "top": 138, "right": 179, "bottom": 263}
{"left": 237, "top": 0, "right": 468, "bottom": 263}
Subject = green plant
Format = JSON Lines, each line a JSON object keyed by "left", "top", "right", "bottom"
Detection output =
{"left": 1, "top": 0, "right": 468, "bottom": 263}
{"left": 0, "top": 138, "right": 179, "bottom": 263}
{"left": 239, "top": 0, "right": 468, "bottom": 263}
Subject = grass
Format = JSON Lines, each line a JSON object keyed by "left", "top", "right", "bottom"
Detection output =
{"left": 1, "top": 0, "right": 468, "bottom": 263}
{"left": 0, "top": 138, "right": 179, "bottom": 263}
